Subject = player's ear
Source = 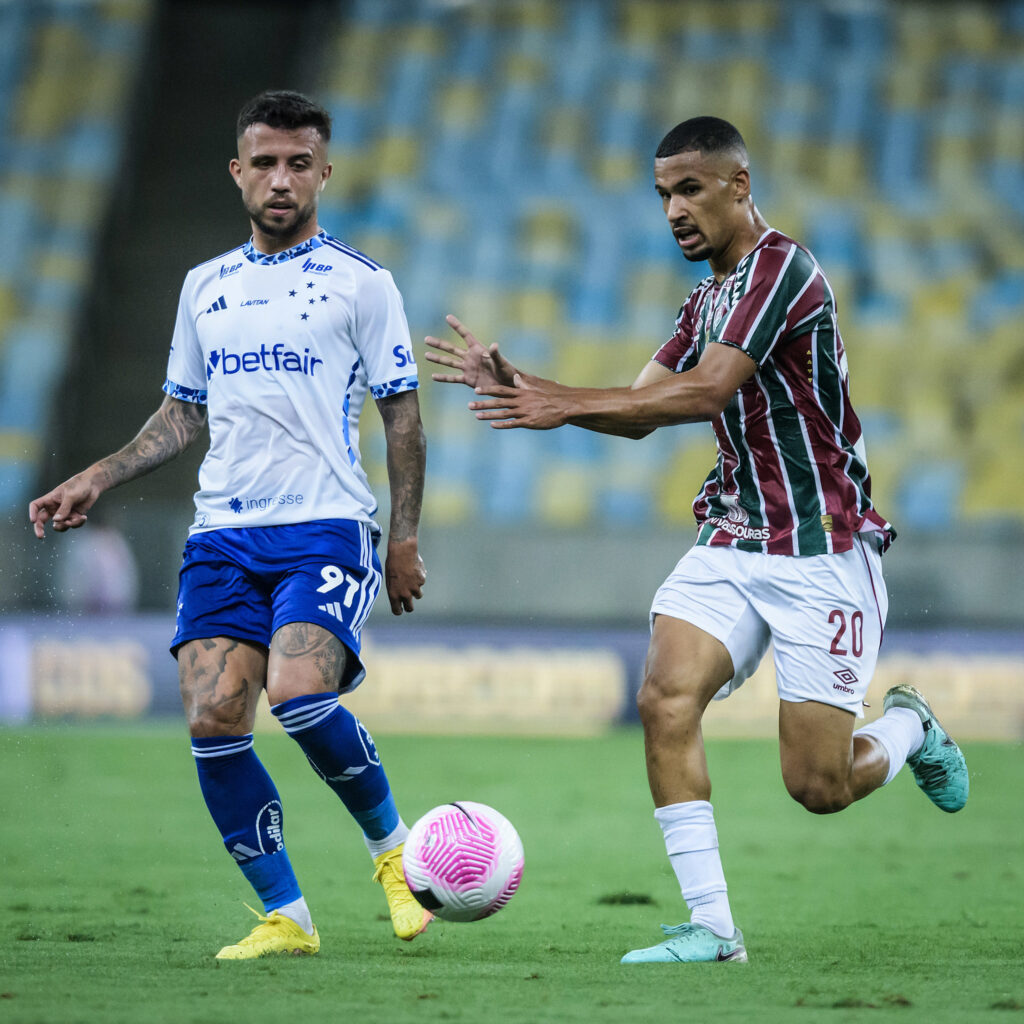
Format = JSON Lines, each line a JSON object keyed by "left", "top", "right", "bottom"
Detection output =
{"left": 732, "top": 167, "right": 751, "bottom": 202}
{"left": 319, "top": 162, "right": 333, "bottom": 191}
{"left": 229, "top": 157, "right": 243, "bottom": 188}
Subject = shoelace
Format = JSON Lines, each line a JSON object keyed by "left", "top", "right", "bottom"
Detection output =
{"left": 660, "top": 922, "right": 699, "bottom": 938}
{"left": 242, "top": 902, "right": 273, "bottom": 924}
{"left": 225, "top": 904, "right": 291, "bottom": 946}
{"left": 913, "top": 730, "right": 950, "bottom": 786}
{"left": 914, "top": 756, "right": 949, "bottom": 787}
{"left": 372, "top": 855, "right": 406, "bottom": 898}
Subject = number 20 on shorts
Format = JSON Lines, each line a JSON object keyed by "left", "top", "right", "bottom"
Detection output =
{"left": 828, "top": 609, "right": 864, "bottom": 657}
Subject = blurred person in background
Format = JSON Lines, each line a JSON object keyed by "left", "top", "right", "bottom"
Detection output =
{"left": 29, "top": 90, "right": 431, "bottom": 959}
{"left": 427, "top": 116, "right": 969, "bottom": 965}
{"left": 54, "top": 513, "right": 140, "bottom": 614}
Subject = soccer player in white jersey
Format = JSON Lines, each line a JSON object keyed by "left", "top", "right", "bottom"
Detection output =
{"left": 30, "top": 90, "right": 432, "bottom": 958}
{"left": 426, "top": 116, "right": 969, "bottom": 964}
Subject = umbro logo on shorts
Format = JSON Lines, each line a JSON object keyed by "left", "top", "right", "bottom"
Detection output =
{"left": 833, "top": 668, "right": 859, "bottom": 694}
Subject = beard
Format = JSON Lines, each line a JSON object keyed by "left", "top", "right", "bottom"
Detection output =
{"left": 247, "top": 198, "right": 318, "bottom": 239}
{"left": 681, "top": 245, "right": 713, "bottom": 263}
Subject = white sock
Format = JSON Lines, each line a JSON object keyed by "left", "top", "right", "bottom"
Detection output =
{"left": 272, "top": 896, "right": 313, "bottom": 935}
{"left": 364, "top": 819, "right": 410, "bottom": 860}
{"left": 654, "top": 800, "right": 735, "bottom": 938}
{"left": 855, "top": 707, "right": 925, "bottom": 785}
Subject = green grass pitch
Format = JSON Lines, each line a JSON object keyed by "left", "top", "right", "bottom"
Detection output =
{"left": 1, "top": 724, "right": 1021, "bottom": 1023}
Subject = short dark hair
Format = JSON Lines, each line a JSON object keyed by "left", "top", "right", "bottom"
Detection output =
{"left": 236, "top": 90, "right": 332, "bottom": 142}
{"left": 656, "top": 116, "right": 747, "bottom": 161}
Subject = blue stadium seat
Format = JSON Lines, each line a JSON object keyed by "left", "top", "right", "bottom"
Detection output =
{"left": 896, "top": 462, "right": 965, "bottom": 532}
{"left": 313, "top": 0, "right": 1023, "bottom": 534}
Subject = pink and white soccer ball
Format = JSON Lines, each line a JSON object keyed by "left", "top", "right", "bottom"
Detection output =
{"left": 402, "top": 801, "right": 524, "bottom": 922}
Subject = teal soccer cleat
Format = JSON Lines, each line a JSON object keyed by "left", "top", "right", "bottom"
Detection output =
{"left": 620, "top": 922, "right": 747, "bottom": 964}
{"left": 883, "top": 684, "right": 969, "bottom": 812}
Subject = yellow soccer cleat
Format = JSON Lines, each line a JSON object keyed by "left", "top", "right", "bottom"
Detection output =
{"left": 373, "top": 844, "right": 432, "bottom": 941}
{"left": 215, "top": 904, "right": 320, "bottom": 960}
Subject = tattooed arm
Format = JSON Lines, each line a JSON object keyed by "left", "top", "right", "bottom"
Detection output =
{"left": 376, "top": 389, "right": 427, "bottom": 614}
{"left": 29, "top": 395, "right": 207, "bottom": 538}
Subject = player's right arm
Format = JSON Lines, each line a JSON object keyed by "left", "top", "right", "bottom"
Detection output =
{"left": 425, "top": 314, "right": 678, "bottom": 440}
{"left": 29, "top": 395, "right": 207, "bottom": 538}
{"left": 424, "top": 315, "right": 524, "bottom": 390}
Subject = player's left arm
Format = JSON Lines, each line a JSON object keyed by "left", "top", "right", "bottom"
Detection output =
{"left": 377, "top": 389, "right": 427, "bottom": 614}
{"left": 469, "top": 341, "right": 757, "bottom": 431}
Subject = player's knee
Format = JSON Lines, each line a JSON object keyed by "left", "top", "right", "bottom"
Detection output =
{"left": 636, "top": 670, "right": 703, "bottom": 730}
{"left": 179, "top": 678, "right": 253, "bottom": 737}
{"left": 785, "top": 775, "right": 853, "bottom": 815}
{"left": 183, "top": 701, "right": 250, "bottom": 737}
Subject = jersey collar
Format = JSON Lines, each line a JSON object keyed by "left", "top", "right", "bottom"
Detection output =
{"left": 243, "top": 230, "right": 328, "bottom": 265}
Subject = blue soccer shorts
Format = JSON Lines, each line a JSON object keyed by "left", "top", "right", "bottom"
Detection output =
{"left": 170, "top": 519, "right": 382, "bottom": 693}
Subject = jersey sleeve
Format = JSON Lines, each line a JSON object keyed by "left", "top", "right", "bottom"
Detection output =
{"left": 354, "top": 268, "right": 418, "bottom": 399}
{"left": 715, "top": 244, "right": 824, "bottom": 366}
{"left": 652, "top": 291, "right": 702, "bottom": 373}
{"left": 163, "top": 273, "right": 208, "bottom": 404}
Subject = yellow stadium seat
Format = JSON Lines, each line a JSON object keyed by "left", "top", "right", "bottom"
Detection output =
{"left": 15, "top": 25, "right": 89, "bottom": 138}
{"left": 374, "top": 136, "right": 420, "bottom": 178}
{"left": 509, "top": 289, "right": 564, "bottom": 333}
{"left": 656, "top": 438, "right": 720, "bottom": 526}
{"left": 554, "top": 338, "right": 620, "bottom": 388}
{"left": 424, "top": 482, "right": 477, "bottom": 525}
{"left": 438, "top": 83, "right": 485, "bottom": 130}
{"left": 537, "top": 464, "right": 596, "bottom": 526}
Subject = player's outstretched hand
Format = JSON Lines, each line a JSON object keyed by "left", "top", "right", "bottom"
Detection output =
{"left": 468, "top": 376, "right": 569, "bottom": 430}
{"left": 425, "top": 315, "right": 519, "bottom": 390}
{"left": 28, "top": 471, "right": 103, "bottom": 539}
{"left": 385, "top": 537, "right": 426, "bottom": 615}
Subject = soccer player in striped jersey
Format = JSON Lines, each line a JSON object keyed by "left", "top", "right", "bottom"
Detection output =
{"left": 30, "top": 91, "right": 432, "bottom": 958}
{"left": 426, "top": 116, "right": 968, "bottom": 965}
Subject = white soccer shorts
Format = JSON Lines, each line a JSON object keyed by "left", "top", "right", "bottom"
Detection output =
{"left": 650, "top": 537, "right": 888, "bottom": 715}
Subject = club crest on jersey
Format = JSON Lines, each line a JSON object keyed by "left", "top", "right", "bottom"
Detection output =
{"left": 721, "top": 494, "right": 749, "bottom": 525}
{"left": 707, "top": 495, "right": 771, "bottom": 541}
{"left": 302, "top": 257, "right": 333, "bottom": 274}
{"left": 206, "top": 343, "right": 324, "bottom": 380}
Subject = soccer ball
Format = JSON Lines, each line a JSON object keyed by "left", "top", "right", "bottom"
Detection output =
{"left": 402, "top": 801, "right": 524, "bottom": 922}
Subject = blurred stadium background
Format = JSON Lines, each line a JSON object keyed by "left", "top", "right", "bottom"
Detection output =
{"left": 0, "top": 0, "right": 1021, "bottom": 736}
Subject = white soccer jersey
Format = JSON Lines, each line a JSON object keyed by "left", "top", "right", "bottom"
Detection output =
{"left": 163, "top": 231, "right": 417, "bottom": 533}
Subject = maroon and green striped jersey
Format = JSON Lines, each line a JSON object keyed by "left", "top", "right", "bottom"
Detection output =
{"left": 653, "top": 229, "right": 895, "bottom": 556}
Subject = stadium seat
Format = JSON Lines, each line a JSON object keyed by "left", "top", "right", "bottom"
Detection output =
{"left": 0, "top": 1, "right": 150, "bottom": 514}
{"left": 312, "top": 0, "right": 1023, "bottom": 534}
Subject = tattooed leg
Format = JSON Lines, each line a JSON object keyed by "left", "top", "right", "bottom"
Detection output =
{"left": 181, "top": 636, "right": 307, "bottom": 920}
{"left": 266, "top": 623, "right": 404, "bottom": 854}
{"left": 266, "top": 622, "right": 349, "bottom": 703}
{"left": 178, "top": 636, "right": 268, "bottom": 737}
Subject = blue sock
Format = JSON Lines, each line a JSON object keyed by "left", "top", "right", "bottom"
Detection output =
{"left": 191, "top": 734, "right": 302, "bottom": 912}
{"left": 272, "top": 694, "right": 400, "bottom": 841}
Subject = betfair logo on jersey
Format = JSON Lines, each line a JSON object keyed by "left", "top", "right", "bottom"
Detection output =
{"left": 302, "top": 257, "right": 333, "bottom": 274}
{"left": 206, "top": 343, "right": 324, "bottom": 380}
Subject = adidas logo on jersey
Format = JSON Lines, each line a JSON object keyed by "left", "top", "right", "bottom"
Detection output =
{"left": 204, "top": 295, "right": 227, "bottom": 315}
